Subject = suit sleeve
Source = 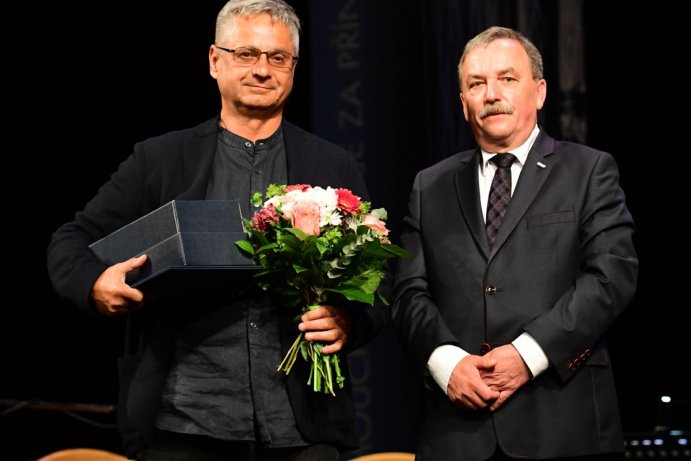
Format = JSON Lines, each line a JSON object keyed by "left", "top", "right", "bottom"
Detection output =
{"left": 391, "top": 172, "right": 460, "bottom": 373}
{"left": 46, "top": 147, "right": 148, "bottom": 313}
{"left": 524, "top": 151, "right": 638, "bottom": 382}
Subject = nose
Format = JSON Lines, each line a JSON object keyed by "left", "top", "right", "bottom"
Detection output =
{"left": 485, "top": 79, "right": 499, "bottom": 102}
{"left": 252, "top": 54, "right": 271, "bottom": 77}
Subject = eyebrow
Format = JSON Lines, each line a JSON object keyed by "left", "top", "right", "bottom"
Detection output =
{"left": 497, "top": 67, "right": 518, "bottom": 76}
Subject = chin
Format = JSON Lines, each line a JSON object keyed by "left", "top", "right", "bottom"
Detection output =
{"left": 241, "top": 98, "right": 276, "bottom": 109}
{"left": 480, "top": 115, "right": 513, "bottom": 130}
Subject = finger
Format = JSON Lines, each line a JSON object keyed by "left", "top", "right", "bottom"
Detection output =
{"left": 482, "top": 376, "right": 505, "bottom": 389}
{"left": 321, "top": 339, "right": 344, "bottom": 354}
{"left": 480, "top": 386, "right": 501, "bottom": 402}
{"left": 467, "top": 392, "right": 491, "bottom": 410}
{"left": 448, "top": 393, "right": 476, "bottom": 410}
{"left": 123, "top": 285, "right": 145, "bottom": 303}
{"left": 128, "top": 254, "right": 148, "bottom": 268}
{"left": 490, "top": 390, "right": 511, "bottom": 411}
{"left": 105, "top": 303, "right": 128, "bottom": 317}
{"left": 299, "top": 316, "right": 336, "bottom": 333}
{"left": 301, "top": 306, "right": 329, "bottom": 321}
{"left": 450, "top": 388, "right": 489, "bottom": 410}
{"left": 477, "top": 357, "right": 497, "bottom": 370}
{"left": 304, "top": 329, "right": 339, "bottom": 343}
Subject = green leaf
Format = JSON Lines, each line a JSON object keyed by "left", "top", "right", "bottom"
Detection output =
{"left": 382, "top": 243, "right": 411, "bottom": 258}
{"left": 326, "top": 286, "right": 375, "bottom": 305}
{"left": 293, "top": 263, "right": 309, "bottom": 274}
{"left": 250, "top": 191, "right": 264, "bottom": 207}
{"left": 234, "top": 240, "right": 255, "bottom": 255}
{"left": 376, "top": 291, "right": 391, "bottom": 306}
{"left": 285, "top": 227, "right": 308, "bottom": 240}
{"left": 265, "top": 183, "right": 286, "bottom": 198}
{"left": 315, "top": 237, "right": 329, "bottom": 255}
{"left": 257, "top": 242, "right": 279, "bottom": 253}
{"left": 299, "top": 339, "right": 309, "bottom": 361}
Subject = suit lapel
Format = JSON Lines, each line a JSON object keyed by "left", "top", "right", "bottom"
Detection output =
{"left": 283, "top": 121, "right": 316, "bottom": 184}
{"left": 455, "top": 150, "right": 491, "bottom": 258}
{"left": 177, "top": 117, "right": 220, "bottom": 200}
{"left": 490, "top": 131, "right": 556, "bottom": 254}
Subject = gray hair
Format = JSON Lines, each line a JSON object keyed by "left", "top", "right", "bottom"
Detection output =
{"left": 216, "top": 0, "right": 301, "bottom": 54}
{"left": 458, "top": 26, "right": 543, "bottom": 87}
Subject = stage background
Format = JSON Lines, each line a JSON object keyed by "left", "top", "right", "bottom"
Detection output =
{"left": 2, "top": 1, "right": 687, "bottom": 459}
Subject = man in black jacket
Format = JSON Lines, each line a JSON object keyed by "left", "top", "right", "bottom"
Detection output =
{"left": 46, "top": 1, "right": 386, "bottom": 460}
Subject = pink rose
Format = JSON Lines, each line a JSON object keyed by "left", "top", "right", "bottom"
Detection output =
{"left": 363, "top": 214, "right": 389, "bottom": 236}
{"left": 291, "top": 200, "right": 321, "bottom": 237}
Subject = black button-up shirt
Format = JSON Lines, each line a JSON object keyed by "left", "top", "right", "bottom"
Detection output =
{"left": 154, "top": 124, "right": 306, "bottom": 448}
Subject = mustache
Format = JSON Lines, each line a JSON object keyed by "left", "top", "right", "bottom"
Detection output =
{"left": 479, "top": 103, "right": 514, "bottom": 119}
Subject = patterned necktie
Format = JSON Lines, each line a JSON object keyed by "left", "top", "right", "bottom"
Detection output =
{"left": 486, "top": 153, "right": 517, "bottom": 249}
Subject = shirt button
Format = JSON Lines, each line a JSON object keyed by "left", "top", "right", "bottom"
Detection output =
{"left": 485, "top": 285, "right": 497, "bottom": 295}
{"left": 245, "top": 141, "right": 252, "bottom": 148}
{"left": 249, "top": 322, "right": 257, "bottom": 329}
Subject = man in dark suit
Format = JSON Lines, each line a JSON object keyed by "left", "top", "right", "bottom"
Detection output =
{"left": 46, "top": 1, "right": 385, "bottom": 460}
{"left": 392, "top": 26, "right": 637, "bottom": 461}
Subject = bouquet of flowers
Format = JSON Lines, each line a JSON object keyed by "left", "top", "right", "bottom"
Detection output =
{"left": 235, "top": 184, "right": 409, "bottom": 396}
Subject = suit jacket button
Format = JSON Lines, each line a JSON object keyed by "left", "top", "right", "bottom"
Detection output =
{"left": 480, "top": 342, "right": 492, "bottom": 354}
{"left": 485, "top": 285, "right": 497, "bottom": 295}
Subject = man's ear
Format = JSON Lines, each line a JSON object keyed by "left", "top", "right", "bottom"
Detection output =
{"left": 209, "top": 45, "right": 219, "bottom": 78}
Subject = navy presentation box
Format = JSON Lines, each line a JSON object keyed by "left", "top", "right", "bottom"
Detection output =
{"left": 89, "top": 200, "right": 259, "bottom": 295}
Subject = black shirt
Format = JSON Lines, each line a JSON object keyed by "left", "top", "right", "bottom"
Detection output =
{"left": 154, "top": 124, "right": 306, "bottom": 448}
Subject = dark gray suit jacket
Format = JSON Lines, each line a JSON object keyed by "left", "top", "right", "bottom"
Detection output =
{"left": 47, "top": 117, "right": 386, "bottom": 456}
{"left": 392, "top": 129, "right": 638, "bottom": 460}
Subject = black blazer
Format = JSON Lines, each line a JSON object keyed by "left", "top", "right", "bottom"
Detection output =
{"left": 392, "top": 130, "right": 638, "bottom": 460}
{"left": 47, "top": 117, "right": 386, "bottom": 455}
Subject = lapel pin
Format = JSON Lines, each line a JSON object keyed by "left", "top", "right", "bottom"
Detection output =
{"left": 537, "top": 162, "right": 546, "bottom": 168}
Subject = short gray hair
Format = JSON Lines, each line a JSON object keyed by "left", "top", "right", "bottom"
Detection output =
{"left": 216, "top": 0, "right": 301, "bottom": 54}
{"left": 458, "top": 26, "right": 543, "bottom": 88}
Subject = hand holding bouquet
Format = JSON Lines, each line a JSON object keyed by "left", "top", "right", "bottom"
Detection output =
{"left": 235, "top": 184, "right": 409, "bottom": 395}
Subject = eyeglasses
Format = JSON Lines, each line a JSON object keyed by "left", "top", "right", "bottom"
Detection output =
{"left": 216, "top": 46, "right": 298, "bottom": 69}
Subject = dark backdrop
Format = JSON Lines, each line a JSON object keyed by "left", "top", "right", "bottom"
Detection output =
{"left": 2, "top": 1, "right": 687, "bottom": 460}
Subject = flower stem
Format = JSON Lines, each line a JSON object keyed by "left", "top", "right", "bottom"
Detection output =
{"left": 277, "top": 332, "right": 303, "bottom": 374}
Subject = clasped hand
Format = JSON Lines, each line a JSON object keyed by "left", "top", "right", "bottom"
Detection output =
{"left": 447, "top": 344, "right": 531, "bottom": 411}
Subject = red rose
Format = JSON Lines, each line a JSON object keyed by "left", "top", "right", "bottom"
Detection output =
{"left": 336, "top": 188, "right": 362, "bottom": 215}
{"left": 285, "top": 184, "right": 312, "bottom": 193}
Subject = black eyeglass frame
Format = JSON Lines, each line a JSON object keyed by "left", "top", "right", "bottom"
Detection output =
{"left": 215, "top": 45, "right": 299, "bottom": 69}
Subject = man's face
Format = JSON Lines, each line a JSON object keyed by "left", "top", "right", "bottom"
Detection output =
{"left": 460, "top": 39, "right": 546, "bottom": 152}
{"left": 209, "top": 13, "right": 297, "bottom": 118}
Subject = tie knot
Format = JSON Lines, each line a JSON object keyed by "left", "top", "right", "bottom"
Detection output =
{"left": 490, "top": 153, "right": 517, "bottom": 169}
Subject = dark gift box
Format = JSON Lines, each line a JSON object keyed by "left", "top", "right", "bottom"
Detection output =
{"left": 89, "top": 200, "right": 258, "bottom": 296}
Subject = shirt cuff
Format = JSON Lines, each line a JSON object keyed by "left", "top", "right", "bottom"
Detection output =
{"left": 427, "top": 345, "right": 469, "bottom": 395}
{"left": 512, "top": 332, "right": 549, "bottom": 378}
